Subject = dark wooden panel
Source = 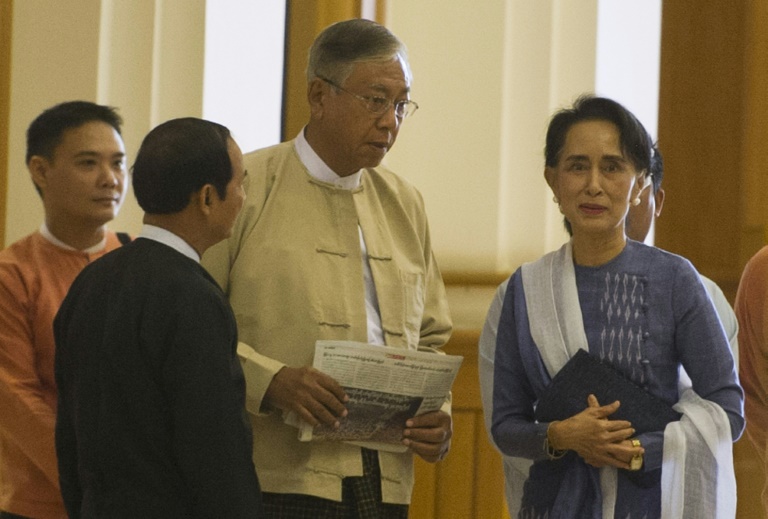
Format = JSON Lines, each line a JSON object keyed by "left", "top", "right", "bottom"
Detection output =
{"left": 656, "top": 2, "right": 748, "bottom": 297}
{"left": 410, "top": 329, "right": 506, "bottom": 519}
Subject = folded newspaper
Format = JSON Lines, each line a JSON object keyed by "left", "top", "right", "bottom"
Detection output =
{"left": 284, "top": 340, "right": 463, "bottom": 453}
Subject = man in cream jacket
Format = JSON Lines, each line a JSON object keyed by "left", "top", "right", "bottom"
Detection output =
{"left": 203, "top": 19, "right": 452, "bottom": 518}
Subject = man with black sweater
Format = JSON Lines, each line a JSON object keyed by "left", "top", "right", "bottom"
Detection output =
{"left": 54, "top": 118, "right": 262, "bottom": 518}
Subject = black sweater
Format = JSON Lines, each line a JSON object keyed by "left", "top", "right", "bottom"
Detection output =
{"left": 54, "top": 238, "right": 262, "bottom": 518}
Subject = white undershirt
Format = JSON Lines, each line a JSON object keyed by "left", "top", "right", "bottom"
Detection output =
{"left": 294, "top": 130, "right": 384, "bottom": 345}
{"left": 40, "top": 223, "right": 107, "bottom": 254}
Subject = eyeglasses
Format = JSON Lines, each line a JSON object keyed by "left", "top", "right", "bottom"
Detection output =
{"left": 317, "top": 76, "right": 419, "bottom": 119}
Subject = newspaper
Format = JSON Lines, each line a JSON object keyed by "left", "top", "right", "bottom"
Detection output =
{"left": 285, "top": 340, "right": 463, "bottom": 453}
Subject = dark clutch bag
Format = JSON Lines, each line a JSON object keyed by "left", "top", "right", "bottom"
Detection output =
{"left": 534, "top": 349, "right": 681, "bottom": 434}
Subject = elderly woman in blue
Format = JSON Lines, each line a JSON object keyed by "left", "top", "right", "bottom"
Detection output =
{"left": 491, "top": 95, "right": 744, "bottom": 518}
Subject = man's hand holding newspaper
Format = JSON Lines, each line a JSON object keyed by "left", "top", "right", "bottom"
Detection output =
{"left": 283, "top": 340, "right": 463, "bottom": 453}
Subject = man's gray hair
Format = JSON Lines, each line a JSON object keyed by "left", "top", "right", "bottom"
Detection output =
{"left": 306, "top": 18, "right": 411, "bottom": 85}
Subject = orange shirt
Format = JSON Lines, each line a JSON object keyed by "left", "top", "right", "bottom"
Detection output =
{"left": 0, "top": 231, "right": 123, "bottom": 518}
{"left": 735, "top": 245, "right": 768, "bottom": 511}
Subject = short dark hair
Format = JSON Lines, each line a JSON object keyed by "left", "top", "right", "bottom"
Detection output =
{"left": 307, "top": 18, "right": 410, "bottom": 85}
{"left": 544, "top": 95, "right": 653, "bottom": 174}
{"left": 132, "top": 118, "right": 232, "bottom": 215}
{"left": 26, "top": 101, "right": 123, "bottom": 164}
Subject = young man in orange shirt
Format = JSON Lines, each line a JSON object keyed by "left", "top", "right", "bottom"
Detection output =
{"left": 0, "top": 101, "right": 128, "bottom": 519}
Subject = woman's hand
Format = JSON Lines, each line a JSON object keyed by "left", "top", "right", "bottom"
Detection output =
{"left": 548, "top": 394, "right": 642, "bottom": 468}
{"left": 609, "top": 438, "right": 645, "bottom": 470}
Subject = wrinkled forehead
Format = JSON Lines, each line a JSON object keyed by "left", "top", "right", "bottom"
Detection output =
{"left": 343, "top": 53, "right": 412, "bottom": 86}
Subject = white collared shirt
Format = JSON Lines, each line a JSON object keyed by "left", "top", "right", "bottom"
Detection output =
{"left": 139, "top": 224, "right": 200, "bottom": 263}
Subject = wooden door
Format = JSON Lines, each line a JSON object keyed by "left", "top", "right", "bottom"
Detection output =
{"left": 409, "top": 330, "right": 508, "bottom": 519}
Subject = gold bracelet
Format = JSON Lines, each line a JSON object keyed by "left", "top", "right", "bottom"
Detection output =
{"left": 629, "top": 438, "right": 643, "bottom": 471}
{"left": 544, "top": 422, "right": 567, "bottom": 460}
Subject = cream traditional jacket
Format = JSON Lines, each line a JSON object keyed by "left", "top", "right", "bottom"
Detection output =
{"left": 202, "top": 140, "right": 452, "bottom": 504}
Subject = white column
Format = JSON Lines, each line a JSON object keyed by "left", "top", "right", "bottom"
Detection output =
{"left": 100, "top": 0, "right": 207, "bottom": 236}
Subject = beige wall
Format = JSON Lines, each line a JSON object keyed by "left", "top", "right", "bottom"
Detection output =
{"left": 5, "top": 1, "right": 600, "bottom": 264}
{"left": 384, "top": 0, "right": 601, "bottom": 329}
{"left": 384, "top": 0, "right": 598, "bottom": 280}
{"left": 5, "top": 2, "right": 763, "bottom": 517}
{"left": 7, "top": 0, "right": 100, "bottom": 244}
{"left": 5, "top": 0, "right": 207, "bottom": 246}
{"left": 4, "top": 0, "right": 610, "bottom": 330}
{"left": 4, "top": 0, "right": 650, "bottom": 330}
{"left": 0, "top": 0, "right": 12, "bottom": 248}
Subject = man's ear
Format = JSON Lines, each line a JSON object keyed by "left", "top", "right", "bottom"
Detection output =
{"left": 654, "top": 187, "right": 666, "bottom": 218}
{"left": 198, "top": 184, "right": 214, "bottom": 215}
{"left": 28, "top": 156, "right": 49, "bottom": 193}
{"left": 307, "top": 78, "right": 327, "bottom": 118}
